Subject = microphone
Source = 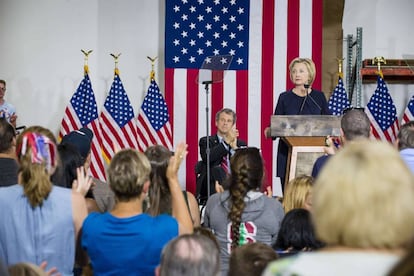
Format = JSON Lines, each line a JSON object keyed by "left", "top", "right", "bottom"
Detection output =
{"left": 305, "top": 84, "right": 323, "bottom": 114}
{"left": 298, "top": 84, "right": 309, "bottom": 115}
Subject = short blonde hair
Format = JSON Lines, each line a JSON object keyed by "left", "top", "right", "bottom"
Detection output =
{"left": 283, "top": 175, "right": 314, "bottom": 213}
{"left": 108, "top": 149, "right": 151, "bottom": 202}
{"left": 289, "top": 57, "right": 316, "bottom": 85}
{"left": 314, "top": 141, "right": 414, "bottom": 249}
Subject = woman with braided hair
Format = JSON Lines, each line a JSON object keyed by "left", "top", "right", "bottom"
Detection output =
{"left": 203, "top": 147, "right": 284, "bottom": 275}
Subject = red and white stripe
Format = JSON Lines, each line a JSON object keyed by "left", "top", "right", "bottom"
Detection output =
{"left": 137, "top": 111, "right": 173, "bottom": 152}
{"left": 59, "top": 105, "right": 107, "bottom": 181}
{"left": 164, "top": 0, "right": 323, "bottom": 194}
{"left": 99, "top": 111, "right": 139, "bottom": 163}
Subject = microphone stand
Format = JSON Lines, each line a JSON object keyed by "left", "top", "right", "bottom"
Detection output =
{"left": 305, "top": 84, "right": 323, "bottom": 114}
{"left": 298, "top": 84, "right": 309, "bottom": 115}
{"left": 202, "top": 80, "right": 213, "bottom": 198}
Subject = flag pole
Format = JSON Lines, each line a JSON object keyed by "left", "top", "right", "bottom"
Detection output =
{"left": 110, "top": 53, "right": 122, "bottom": 75}
{"left": 147, "top": 56, "right": 158, "bottom": 81}
{"left": 81, "top": 49, "right": 93, "bottom": 75}
{"left": 336, "top": 58, "right": 344, "bottom": 78}
{"left": 372, "top": 56, "right": 386, "bottom": 78}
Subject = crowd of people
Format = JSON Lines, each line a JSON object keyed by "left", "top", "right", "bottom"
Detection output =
{"left": 1, "top": 58, "right": 414, "bottom": 276}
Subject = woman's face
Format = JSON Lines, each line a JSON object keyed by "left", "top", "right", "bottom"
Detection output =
{"left": 303, "top": 191, "right": 313, "bottom": 211}
{"left": 290, "top": 62, "right": 310, "bottom": 87}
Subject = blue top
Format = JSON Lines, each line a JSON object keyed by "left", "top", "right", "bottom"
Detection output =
{"left": 274, "top": 90, "right": 331, "bottom": 186}
{"left": 311, "top": 154, "right": 332, "bottom": 178}
{"left": 400, "top": 148, "right": 414, "bottom": 174}
{"left": 0, "top": 185, "right": 74, "bottom": 276}
{"left": 82, "top": 212, "right": 178, "bottom": 276}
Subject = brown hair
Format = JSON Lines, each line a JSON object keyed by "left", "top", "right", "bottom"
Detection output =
{"left": 108, "top": 149, "right": 151, "bottom": 202}
{"left": 228, "top": 242, "right": 278, "bottom": 276}
{"left": 228, "top": 147, "right": 263, "bottom": 249}
{"left": 144, "top": 145, "right": 173, "bottom": 215}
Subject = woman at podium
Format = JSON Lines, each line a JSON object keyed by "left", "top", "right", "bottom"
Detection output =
{"left": 264, "top": 57, "right": 331, "bottom": 191}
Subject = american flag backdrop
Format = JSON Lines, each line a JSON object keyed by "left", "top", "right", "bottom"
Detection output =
{"left": 164, "top": 0, "right": 323, "bottom": 194}
{"left": 59, "top": 68, "right": 106, "bottom": 181}
{"left": 99, "top": 70, "right": 139, "bottom": 163}
{"left": 328, "top": 74, "right": 350, "bottom": 116}
{"left": 137, "top": 79, "right": 173, "bottom": 151}
{"left": 402, "top": 94, "right": 414, "bottom": 125}
{"left": 365, "top": 74, "right": 399, "bottom": 143}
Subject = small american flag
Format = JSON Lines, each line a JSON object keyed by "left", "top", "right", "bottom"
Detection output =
{"left": 402, "top": 94, "right": 414, "bottom": 125}
{"left": 365, "top": 75, "right": 399, "bottom": 143}
{"left": 59, "top": 71, "right": 106, "bottom": 180}
{"left": 99, "top": 70, "right": 138, "bottom": 162}
{"left": 328, "top": 75, "right": 350, "bottom": 116}
{"left": 137, "top": 79, "right": 173, "bottom": 151}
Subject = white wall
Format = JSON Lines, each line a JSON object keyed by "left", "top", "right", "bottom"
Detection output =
{"left": 0, "top": 0, "right": 413, "bottom": 133}
{"left": 343, "top": 0, "right": 414, "bottom": 118}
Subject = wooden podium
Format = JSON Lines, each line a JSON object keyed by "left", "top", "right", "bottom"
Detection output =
{"left": 271, "top": 115, "right": 341, "bottom": 188}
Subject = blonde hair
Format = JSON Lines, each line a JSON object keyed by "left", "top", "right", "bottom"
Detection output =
{"left": 289, "top": 57, "right": 316, "bottom": 85}
{"left": 283, "top": 175, "right": 314, "bottom": 213}
{"left": 314, "top": 141, "right": 414, "bottom": 249}
{"left": 16, "top": 130, "right": 57, "bottom": 208}
{"left": 108, "top": 149, "right": 151, "bottom": 202}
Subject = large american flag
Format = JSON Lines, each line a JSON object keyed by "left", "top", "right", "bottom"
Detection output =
{"left": 328, "top": 75, "right": 350, "bottom": 116}
{"left": 164, "top": 0, "right": 323, "bottom": 193}
{"left": 59, "top": 69, "right": 106, "bottom": 180}
{"left": 402, "top": 94, "right": 414, "bottom": 125}
{"left": 99, "top": 70, "right": 139, "bottom": 162}
{"left": 365, "top": 75, "right": 399, "bottom": 143}
{"left": 137, "top": 79, "right": 173, "bottom": 151}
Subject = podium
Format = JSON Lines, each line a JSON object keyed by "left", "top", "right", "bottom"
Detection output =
{"left": 271, "top": 115, "right": 341, "bottom": 188}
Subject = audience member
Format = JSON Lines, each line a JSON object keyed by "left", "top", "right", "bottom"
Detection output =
{"left": 81, "top": 143, "right": 193, "bottom": 275}
{"left": 264, "top": 141, "right": 414, "bottom": 276}
{"left": 0, "top": 80, "right": 17, "bottom": 127}
{"left": 312, "top": 107, "right": 370, "bottom": 178}
{"left": 396, "top": 120, "right": 414, "bottom": 173}
{"left": 157, "top": 233, "right": 220, "bottom": 276}
{"left": 282, "top": 175, "right": 313, "bottom": 213}
{"left": 264, "top": 58, "right": 331, "bottom": 190}
{"left": 273, "top": 208, "right": 324, "bottom": 257}
{"left": 228, "top": 242, "right": 278, "bottom": 276}
{"left": 61, "top": 127, "right": 115, "bottom": 212}
{"left": 8, "top": 262, "right": 48, "bottom": 276}
{"left": 0, "top": 118, "right": 18, "bottom": 187}
{"left": 0, "top": 130, "right": 89, "bottom": 276}
{"left": 53, "top": 143, "right": 84, "bottom": 189}
{"left": 203, "top": 147, "right": 284, "bottom": 275}
{"left": 196, "top": 108, "right": 247, "bottom": 202}
{"left": 144, "top": 145, "right": 201, "bottom": 226}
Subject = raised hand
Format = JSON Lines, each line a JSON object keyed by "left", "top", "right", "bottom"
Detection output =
{"left": 72, "top": 167, "right": 93, "bottom": 196}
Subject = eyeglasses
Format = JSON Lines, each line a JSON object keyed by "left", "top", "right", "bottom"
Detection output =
{"left": 342, "top": 106, "right": 364, "bottom": 115}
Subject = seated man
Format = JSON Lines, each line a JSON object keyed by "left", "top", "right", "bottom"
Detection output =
{"left": 0, "top": 118, "right": 18, "bottom": 187}
{"left": 311, "top": 108, "right": 371, "bottom": 178}
{"left": 196, "top": 108, "right": 247, "bottom": 202}
{"left": 0, "top": 80, "right": 17, "bottom": 127}
{"left": 157, "top": 233, "right": 220, "bottom": 276}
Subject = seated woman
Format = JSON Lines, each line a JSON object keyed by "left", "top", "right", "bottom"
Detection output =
{"left": 144, "top": 145, "right": 200, "bottom": 226}
{"left": 264, "top": 141, "right": 414, "bottom": 276}
{"left": 282, "top": 175, "right": 313, "bottom": 213}
{"left": 0, "top": 130, "right": 89, "bottom": 276}
{"left": 273, "top": 208, "right": 324, "bottom": 257}
{"left": 203, "top": 147, "right": 285, "bottom": 275}
{"left": 81, "top": 143, "right": 193, "bottom": 275}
